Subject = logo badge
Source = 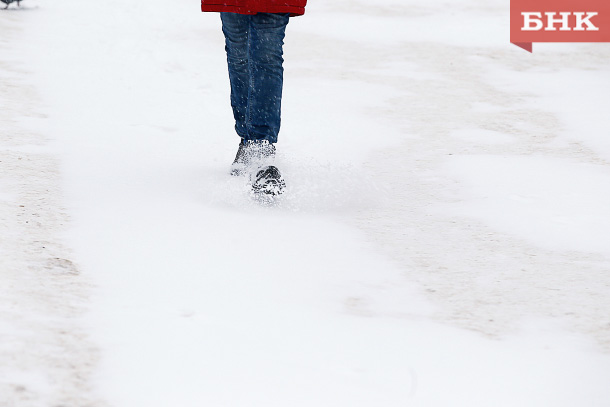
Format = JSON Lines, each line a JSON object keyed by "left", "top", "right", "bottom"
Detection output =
{"left": 510, "top": 0, "right": 610, "bottom": 52}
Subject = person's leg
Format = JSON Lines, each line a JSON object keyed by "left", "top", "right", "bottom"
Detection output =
{"left": 247, "top": 13, "right": 289, "bottom": 144}
{"left": 223, "top": 12, "right": 289, "bottom": 194}
{"left": 221, "top": 12, "right": 250, "bottom": 139}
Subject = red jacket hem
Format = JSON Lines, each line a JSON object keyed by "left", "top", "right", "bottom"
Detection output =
{"left": 201, "top": 4, "right": 305, "bottom": 16}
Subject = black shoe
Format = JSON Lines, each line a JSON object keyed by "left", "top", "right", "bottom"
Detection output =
{"left": 251, "top": 165, "right": 286, "bottom": 196}
{"left": 230, "top": 139, "right": 276, "bottom": 176}
{"left": 230, "top": 141, "right": 248, "bottom": 176}
{"left": 1, "top": 0, "right": 20, "bottom": 9}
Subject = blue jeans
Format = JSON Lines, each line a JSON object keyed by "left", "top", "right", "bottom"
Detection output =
{"left": 221, "top": 12, "right": 289, "bottom": 144}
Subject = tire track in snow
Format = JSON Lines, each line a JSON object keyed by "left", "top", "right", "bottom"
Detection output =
{"left": 345, "top": 41, "right": 610, "bottom": 349}
{"left": 0, "top": 14, "right": 104, "bottom": 407}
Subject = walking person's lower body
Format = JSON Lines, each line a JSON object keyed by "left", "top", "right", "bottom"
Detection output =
{"left": 221, "top": 12, "right": 288, "bottom": 144}
{"left": 221, "top": 12, "right": 289, "bottom": 195}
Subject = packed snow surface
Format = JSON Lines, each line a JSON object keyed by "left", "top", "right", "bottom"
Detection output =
{"left": 1, "top": 0, "right": 610, "bottom": 406}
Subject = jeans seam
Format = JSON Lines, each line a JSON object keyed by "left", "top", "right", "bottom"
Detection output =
{"left": 246, "top": 16, "right": 253, "bottom": 141}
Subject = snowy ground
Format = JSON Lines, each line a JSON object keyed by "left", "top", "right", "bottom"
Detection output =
{"left": 2, "top": 0, "right": 610, "bottom": 406}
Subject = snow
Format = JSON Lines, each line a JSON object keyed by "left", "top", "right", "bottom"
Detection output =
{"left": 439, "top": 155, "right": 610, "bottom": 253}
{"left": 2, "top": 0, "right": 610, "bottom": 406}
